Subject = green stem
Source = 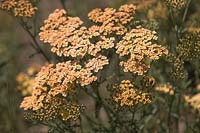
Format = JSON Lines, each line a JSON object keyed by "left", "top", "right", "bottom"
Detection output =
{"left": 167, "top": 92, "right": 176, "bottom": 131}
{"left": 19, "top": 19, "right": 50, "bottom": 62}
{"left": 60, "top": 0, "right": 67, "bottom": 10}
{"left": 182, "top": 0, "right": 192, "bottom": 23}
{"left": 41, "top": 121, "right": 64, "bottom": 132}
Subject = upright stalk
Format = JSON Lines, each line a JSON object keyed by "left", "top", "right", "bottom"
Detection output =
{"left": 18, "top": 18, "right": 50, "bottom": 62}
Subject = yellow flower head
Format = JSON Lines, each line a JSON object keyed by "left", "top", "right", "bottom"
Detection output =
{"left": 113, "top": 80, "right": 152, "bottom": 107}
{"left": 0, "top": 0, "right": 37, "bottom": 17}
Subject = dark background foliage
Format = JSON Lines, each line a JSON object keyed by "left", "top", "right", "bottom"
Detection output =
{"left": 0, "top": 0, "right": 200, "bottom": 132}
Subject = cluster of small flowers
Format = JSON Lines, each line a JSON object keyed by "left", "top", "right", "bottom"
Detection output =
{"left": 21, "top": 4, "right": 168, "bottom": 121}
{"left": 20, "top": 64, "right": 76, "bottom": 111}
{"left": 155, "top": 83, "right": 174, "bottom": 95}
{"left": 177, "top": 32, "right": 200, "bottom": 61}
{"left": 113, "top": 80, "right": 152, "bottom": 106}
{"left": 20, "top": 59, "right": 108, "bottom": 120}
{"left": 165, "top": 0, "right": 186, "bottom": 9}
{"left": 0, "top": 0, "right": 37, "bottom": 17}
{"left": 116, "top": 26, "right": 168, "bottom": 75}
{"left": 20, "top": 68, "right": 83, "bottom": 121}
{"left": 167, "top": 53, "right": 188, "bottom": 80}
{"left": 60, "top": 102, "right": 84, "bottom": 121}
{"left": 39, "top": 9, "right": 115, "bottom": 58}
{"left": 35, "top": 61, "right": 105, "bottom": 88}
{"left": 39, "top": 5, "right": 167, "bottom": 76}
{"left": 16, "top": 64, "right": 40, "bottom": 96}
{"left": 88, "top": 4, "right": 136, "bottom": 35}
{"left": 24, "top": 96, "right": 82, "bottom": 121}
{"left": 184, "top": 94, "right": 200, "bottom": 113}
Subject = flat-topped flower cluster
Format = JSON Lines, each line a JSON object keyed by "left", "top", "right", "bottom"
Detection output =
{"left": 113, "top": 80, "right": 152, "bottom": 107}
{"left": 20, "top": 4, "right": 168, "bottom": 121}
{"left": 0, "top": 0, "right": 37, "bottom": 17}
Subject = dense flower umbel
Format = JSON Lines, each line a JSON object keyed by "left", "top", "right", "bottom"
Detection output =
{"left": 20, "top": 63, "right": 76, "bottom": 111}
{"left": 85, "top": 54, "right": 109, "bottom": 73}
{"left": 113, "top": 80, "right": 152, "bottom": 106}
{"left": 39, "top": 9, "right": 86, "bottom": 57}
{"left": 176, "top": 32, "right": 200, "bottom": 61}
{"left": 116, "top": 26, "right": 168, "bottom": 75}
{"left": 88, "top": 4, "right": 136, "bottom": 35}
{"left": 165, "top": 0, "right": 186, "bottom": 9}
{"left": 20, "top": 65, "right": 83, "bottom": 121}
{"left": 0, "top": 0, "right": 37, "bottom": 17}
{"left": 39, "top": 9, "right": 116, "bottom": 57}
{"left": 23, "top": 96, "right": 82, "bottom": 121}
{"left": 20, "top": 58, "right": 108, "bottom": 109}
{"left": 34, "top": 58, "right": 108, "bottom": 88}
{"left": 167, "top": 53, "right": 188, "bottom": 80}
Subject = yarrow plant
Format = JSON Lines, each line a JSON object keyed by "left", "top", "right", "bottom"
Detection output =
{"left": 1, "top": 0, "right": 200, "bottom": 132}
{"left": 19, "top": 4, "right": 168, "bottom": 132}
